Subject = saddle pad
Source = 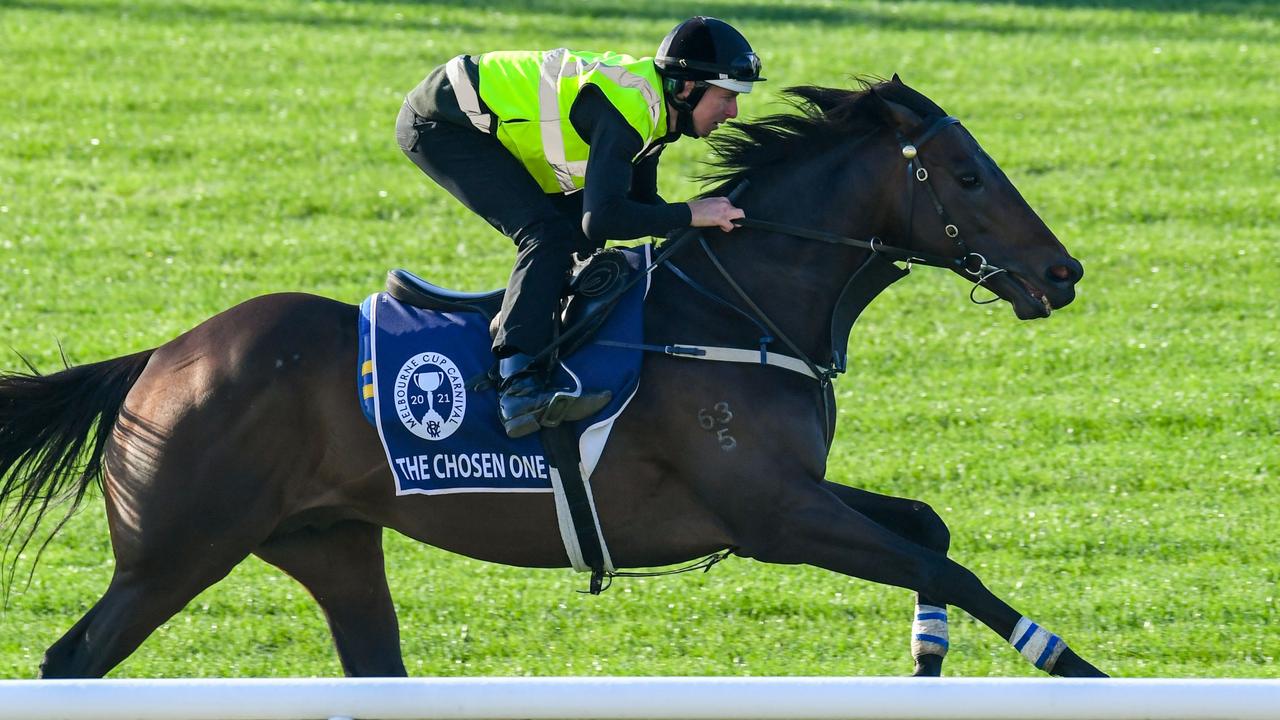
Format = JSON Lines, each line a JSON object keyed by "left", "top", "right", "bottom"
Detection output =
{"left": 357, "top": 244, "right": 651, "bottom": 496}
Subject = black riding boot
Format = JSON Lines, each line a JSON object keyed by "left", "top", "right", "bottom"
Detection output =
{"left": 497, "top": 353, "right": 612, "bottom": 439}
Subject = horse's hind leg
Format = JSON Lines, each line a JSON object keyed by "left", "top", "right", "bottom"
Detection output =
{"left": 39, "top": 603, "right": 104, "bottom": 677}
{"left": 823, "top": 481, "right": 950, "bottom": 677}
{"left": 738, "top": 479, "right": 1106, "bottom": 677}
{"left": 39, "top": 452, "right": 268, "bottom": 678}
{"left": 39, "top": 545, "right": 253, "bottom": 678}
{"left": 254, "top": 521, "right": 407, "bottom": 677}
{"left": 42, "top": 330, "right": 303, "bottom": 677}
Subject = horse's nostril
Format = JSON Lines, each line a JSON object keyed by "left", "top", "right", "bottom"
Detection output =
{"left": 1046, "top": 263, "right": 1079, "bottom": 284}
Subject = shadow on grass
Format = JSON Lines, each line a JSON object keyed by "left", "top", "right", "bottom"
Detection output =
{"left": 346, "top": 0, "right": 1277, "bottom": 22}
{"left": 5, "top": 0, "right": 1275, "bottom": 45}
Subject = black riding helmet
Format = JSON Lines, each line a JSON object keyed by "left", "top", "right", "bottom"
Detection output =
{"left": 655, "top": 17, "right": 764, "bottom": 136}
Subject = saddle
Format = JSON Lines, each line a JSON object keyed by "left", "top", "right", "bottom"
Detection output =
{"left": 386, "top": 248, "right": 638, "bottom": 356}
{"left": 385, "top": 271, "right": 503, "bottom": 319}
{"left": 374, "top": 247, "right": 645, "bottom": 592}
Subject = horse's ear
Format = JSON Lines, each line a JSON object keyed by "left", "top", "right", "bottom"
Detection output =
{"left": 891, "top": 73, "right": 903, "bottom": 84}
{"left": 872, "top": 88, "right": 924, "bottom": 133}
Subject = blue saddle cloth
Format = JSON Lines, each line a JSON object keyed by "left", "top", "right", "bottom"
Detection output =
{"left": 357, "top": 245, "right": 650, "bottom": 495}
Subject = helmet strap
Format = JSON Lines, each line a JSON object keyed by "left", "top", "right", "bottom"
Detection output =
{"left": 664, "top": 79, "right": 709, "bottom": 139}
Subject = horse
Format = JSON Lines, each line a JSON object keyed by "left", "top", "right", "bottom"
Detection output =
{"left": 0, "top": 76, "right": 1101, "bottom": 679}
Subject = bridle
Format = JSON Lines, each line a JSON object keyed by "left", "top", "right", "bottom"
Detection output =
{"left": 894, "top": 115, "right": 1009, "bottom": 301}
{"left": 661, "top": 113, "right": 1009, "bottom": 387}
{"left": 734, "top": 114, "right": 1006, "bottom": 290}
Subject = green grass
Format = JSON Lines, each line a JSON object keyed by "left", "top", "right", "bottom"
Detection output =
{"left": 1, "top": 0, "right": 1277, "bottom": 679}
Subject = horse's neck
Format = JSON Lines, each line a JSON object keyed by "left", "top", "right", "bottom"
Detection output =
{"left": 688, "top": 155, "right": 893, "bottom": 364}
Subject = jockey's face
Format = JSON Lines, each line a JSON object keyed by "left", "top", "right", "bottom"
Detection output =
{"left": 694, "top": 85, "right": 740, "bottom": 136}
{"left": 676, "top": 82, "right": 740, "bottom": 137}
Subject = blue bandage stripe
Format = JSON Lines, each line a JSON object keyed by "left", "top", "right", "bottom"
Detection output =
{"left": 914, "top": 633, "right": 949, "bottom": 649}
{"left": 1013, "top": 622, "right": 1039, "bottom": 652}
{"left": 916, "top": 612, "right": 948, "bottom": 621}
{"left": 1035, "top": 634, "right": 1061, "bottom": 669}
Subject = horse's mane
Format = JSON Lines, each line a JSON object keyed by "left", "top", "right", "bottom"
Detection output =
{"left": 701, "top": 76, "right": 947, "bottom": 192}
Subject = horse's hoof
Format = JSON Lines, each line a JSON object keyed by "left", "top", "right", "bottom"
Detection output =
{"left": 911, "top": 654, "right": 944, "bottom": 677}
{"left": 1052, "top": 647, "right": 1109, "bottom": 678}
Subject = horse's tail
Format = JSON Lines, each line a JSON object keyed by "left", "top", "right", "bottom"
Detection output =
{"left": 0, "top": 349, "right": 155, "bottom": 585}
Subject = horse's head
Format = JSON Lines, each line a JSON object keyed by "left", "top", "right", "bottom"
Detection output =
{"left": 866, "top": 76, "right": 1082, "bottom": 319}
{"left": 702, "top": 77, "right": 1081, "bottom": 321}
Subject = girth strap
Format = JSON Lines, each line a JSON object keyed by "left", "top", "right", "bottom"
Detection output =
{"left": 695, "top": 234, "right": 836, "bottom": 383}
{"left": 594, "top": 340, "right": 823, "bottom": 380}
{"left": 672, "top": 346, "right": 821, "bottom": 379}
{"left": 540, "top": 425, "right": 614, "bottom": 593}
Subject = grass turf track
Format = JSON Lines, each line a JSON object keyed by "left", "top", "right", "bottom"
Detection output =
{"left": 0, "top": 0, "right": 1276, "bottom": 678}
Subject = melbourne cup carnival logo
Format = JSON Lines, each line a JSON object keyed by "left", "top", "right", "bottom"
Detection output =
{"left": 393, "top": 352, "right": 466, "bottom": 441}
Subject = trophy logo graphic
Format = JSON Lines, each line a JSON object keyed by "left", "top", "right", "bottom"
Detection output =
{"left": 393, "top": 352, "right": 466, "bottom": 441}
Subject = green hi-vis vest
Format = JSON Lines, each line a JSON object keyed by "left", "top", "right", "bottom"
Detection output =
{"left": 476, "top": 49, "right": 667, "bottom": 194}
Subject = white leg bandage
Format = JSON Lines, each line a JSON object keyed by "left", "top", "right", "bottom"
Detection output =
{"left": 1009, "top": 617, "right": 1067, "bottom": 672}
{"left": 911, "top": 604, "right": 949, "bottom": 657}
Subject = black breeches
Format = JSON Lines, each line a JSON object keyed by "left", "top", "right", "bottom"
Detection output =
{"left": 397, "top": 102, "right": 599, "bottom": 358}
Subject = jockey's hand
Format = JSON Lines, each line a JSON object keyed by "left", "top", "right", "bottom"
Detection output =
{"left": 688, "top": 197, "right": 745, "bottom": 232}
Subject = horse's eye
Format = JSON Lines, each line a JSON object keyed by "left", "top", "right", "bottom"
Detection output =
{"left": 958, "top": 174, "right": 982, "bottom": 189}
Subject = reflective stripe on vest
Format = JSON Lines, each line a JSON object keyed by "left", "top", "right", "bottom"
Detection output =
{"left": 539, "top": 49, "right": 585, "bottom": 191}
{"left": 478, "top": 49, "right": 666, "bottom": 193}
{"left": 445, "top": 55, "right": 490, "bottom": 133}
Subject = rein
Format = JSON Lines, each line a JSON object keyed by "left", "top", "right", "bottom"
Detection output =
{"left": 731, "top": 217, "right": 974, "bottom": 274}
{"left": 667, "top": 114, "right": 1007, "bottom": 389}
{"left": 490, "top": 116, "right": 1004, "bottom": 391}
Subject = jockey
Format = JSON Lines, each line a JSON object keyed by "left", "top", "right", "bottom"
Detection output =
{"left": 396, "top": 17, "right": 765, "bottom": 438}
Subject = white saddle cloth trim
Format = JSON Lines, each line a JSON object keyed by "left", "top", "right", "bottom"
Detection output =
{"left": 553, "top": 381, "right": 638, "bottom": 575}
{"left": 552, "top": 339, "right": 816, "bottom": 571}
{"left": 547, "top": 362, "right": 631, "bottom": 575}
{"left": 550, "top": 244, "right": 654, "bottom": 574}
{"left": 548, "top": 467, "right": 588, "bottom": 572}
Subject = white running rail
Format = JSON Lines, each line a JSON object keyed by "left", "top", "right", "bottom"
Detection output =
{"left": 1, "top": 677, "right": 1278, "bottom": 720}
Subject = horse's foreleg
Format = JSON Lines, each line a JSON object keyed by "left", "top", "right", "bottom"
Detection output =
{"left": 255, "top": 521, "right": 406, "bottom": 677}
{"left": 822, "top": 481, "right": 950, "bottom": 677}
{"left": 737, "top": 481, "right": 1106, "bottom": 677}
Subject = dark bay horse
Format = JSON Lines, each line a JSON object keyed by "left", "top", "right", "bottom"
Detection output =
{"left": 0, "top": 77, "right": 1101, "bottom": 679}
